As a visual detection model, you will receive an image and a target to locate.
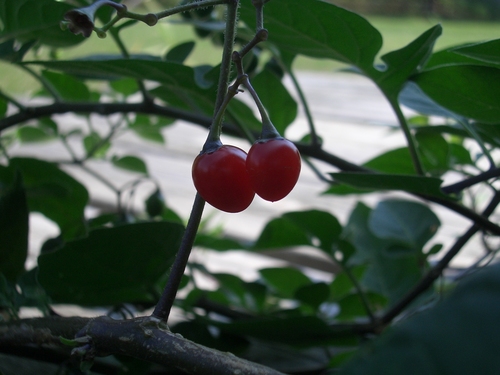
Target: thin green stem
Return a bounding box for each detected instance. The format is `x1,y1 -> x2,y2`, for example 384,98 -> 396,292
155,0 -> 229,20
109,28 -> 152,103
286,66 -> 320,146
19,65 -> 62,102
388,95 -> 424,175
0,90 -> 26,111
336,260 -> 375,323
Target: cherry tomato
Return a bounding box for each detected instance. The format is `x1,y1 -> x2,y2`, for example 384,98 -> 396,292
192,145 -> 255,213
246,138 -> 301,202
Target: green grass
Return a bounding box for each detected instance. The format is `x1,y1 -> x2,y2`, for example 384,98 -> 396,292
1,15 -> 499,95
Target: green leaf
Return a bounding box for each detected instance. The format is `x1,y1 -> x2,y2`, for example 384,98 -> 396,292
365,147 -> 417,174
259,267 -> 311,299
374,25 -> 442,96
251,68 -> 297,134
111,155 -> 148,175
415,131 -> 450,176
110,78 -> 139,96
295,282 -> 330,310
399,82 -> 461,119
0,0 -> 84,47
412,65 -> 500,123
83,132 -> 111,158
38,222 -> 184,306
369,199 -> 440,251
25,58 -> 214,91
0,172 -> 28,282
328,172 -> 448,199
17,126 -> 55,143
240,0 -> 381,71
4,158 -> 88,240
41,70 -> 90,101
0,97 -> 6,117
330,266 -> 366,301
452,39 -> 500,65
165,41 -> 195,64
128,115 -> 168,144
339,263 -> 500,375
253,210 -> 342,253
335,292 -> 385,321
344,202 -> 426,305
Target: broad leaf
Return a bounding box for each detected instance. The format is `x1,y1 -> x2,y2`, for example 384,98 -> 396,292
452,39 -> 500,65
41,70 -> 90,101
38,221 -> 184,306
0,0 -> 83,47
339,263 -> 500,374
328,172 -> 448,199
0,172 -> 28,282
374,25 -> 442,96
260,267 -> 311,299
111,155 -> 148,174
344,202 -> 426,305
4,158 -> 88,240
412,65 -> 500,123
24,58 -> 213,91
166,41 -> 196,64
83,132 -> 110,158
240,0 -> 382,72
369,199 -> 440,251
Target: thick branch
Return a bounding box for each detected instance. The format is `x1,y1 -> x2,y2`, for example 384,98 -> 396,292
0,316 -> 286,375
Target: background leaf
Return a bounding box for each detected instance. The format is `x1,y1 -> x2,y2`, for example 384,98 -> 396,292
0,172 -> 28,282
38,221 -> 184,306
339,263 -> 500,374
0,0 -> 83,47
412,65 -> 500,123
240,0 -> 382,71
111,155 -> 148,174
5,158 -> 88,240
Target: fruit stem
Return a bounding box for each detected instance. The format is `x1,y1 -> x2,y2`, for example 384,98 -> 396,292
241,75 -> 281,140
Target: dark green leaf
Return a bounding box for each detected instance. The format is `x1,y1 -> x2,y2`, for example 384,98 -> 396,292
339,263 -> 500,375
0,97 -> 6,117
194,233 -> 244,251
145,188 -> 164,217
449,143 -> 473,166
214,315 -> 357,347
240,0 -> 382,71
328,172 -> 448,199
365,147 -> 417,174
0,38 -> 36,62
251,68 -> 297,134
344,202 -> 426,305
0,0 -> 84,47
369,199 -> 440,251
41,70 -> 90,101
413,65 -> 500,123
330,266 -> 366,301
165,41 -> 195,64
225,98 -> 262,134
6,158 -> 88,240
283,210 -> 342,253
25,58 -> 214,91
259,267 -> 311,299
128,115 -> 168,144
375,25 -> 442,96
0,172 -> 28,281
111,155 -> 148,174
452,39 -> 500,65
253,217 -> 310,250
38,221 -> 184,305
295,282 -> 330,310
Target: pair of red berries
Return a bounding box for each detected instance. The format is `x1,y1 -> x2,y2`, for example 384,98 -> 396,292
192,138 -> 301,213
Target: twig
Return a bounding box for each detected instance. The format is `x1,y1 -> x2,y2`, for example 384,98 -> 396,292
441,167 -> 500,194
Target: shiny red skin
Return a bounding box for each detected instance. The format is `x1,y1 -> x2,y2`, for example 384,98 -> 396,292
246,138 -> 301,202
192,145 -> 255,213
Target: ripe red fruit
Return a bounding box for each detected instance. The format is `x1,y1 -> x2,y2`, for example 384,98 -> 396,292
246,138 -> 301,202
192,145 -> 255,213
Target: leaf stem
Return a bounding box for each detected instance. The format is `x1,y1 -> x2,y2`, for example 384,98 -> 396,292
387,96 -> 425,175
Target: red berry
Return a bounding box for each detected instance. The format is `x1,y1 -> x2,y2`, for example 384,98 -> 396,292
246,138 -> 301,202
192,145 -> 255,213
